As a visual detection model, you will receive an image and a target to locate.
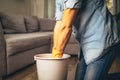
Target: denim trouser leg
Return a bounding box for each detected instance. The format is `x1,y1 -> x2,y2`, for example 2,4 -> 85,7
75,46 -> 115,80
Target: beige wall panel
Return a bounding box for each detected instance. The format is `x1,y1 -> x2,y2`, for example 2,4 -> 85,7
0,0 -> 55,18
0,0 -> 31,16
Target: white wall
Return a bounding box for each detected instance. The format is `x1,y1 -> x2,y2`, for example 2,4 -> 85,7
47,0 -> 55,18
30,0 -> 47,18
31,0 -> 55,18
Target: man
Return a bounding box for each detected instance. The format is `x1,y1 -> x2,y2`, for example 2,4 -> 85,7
52,0 -> 120,80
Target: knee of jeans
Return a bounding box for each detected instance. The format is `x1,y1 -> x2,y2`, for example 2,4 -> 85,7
84,66 -> 101,80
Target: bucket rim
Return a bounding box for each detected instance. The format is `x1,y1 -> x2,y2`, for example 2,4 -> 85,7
34,53 -> 71,60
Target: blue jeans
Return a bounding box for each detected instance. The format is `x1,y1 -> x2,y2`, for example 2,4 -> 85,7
75,46 -> 116,80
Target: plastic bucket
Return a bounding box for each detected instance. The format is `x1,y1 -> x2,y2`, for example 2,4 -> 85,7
34,53 -> 71,80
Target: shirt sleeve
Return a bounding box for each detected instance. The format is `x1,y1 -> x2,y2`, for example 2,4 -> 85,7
55,0 -> 64,20
64,0 -> 82,9
55,0 -> 82,20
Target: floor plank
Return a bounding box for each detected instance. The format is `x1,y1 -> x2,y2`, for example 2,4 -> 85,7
5,56 -> 78,80
5,55 -> 120,80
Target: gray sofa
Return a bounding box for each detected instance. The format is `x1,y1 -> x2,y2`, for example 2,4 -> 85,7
0,12 -> 79,79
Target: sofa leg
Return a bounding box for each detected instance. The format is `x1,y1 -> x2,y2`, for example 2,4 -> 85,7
0,77 -> 2,80
0,77 -> 5,80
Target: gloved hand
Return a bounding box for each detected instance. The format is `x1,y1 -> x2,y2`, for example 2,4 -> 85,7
52,48 -> 63,58
52,21 -> 63,58
52,8 -> 78,58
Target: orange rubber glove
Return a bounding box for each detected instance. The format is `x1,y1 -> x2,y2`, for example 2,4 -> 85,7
52,48 -> 63,58
52,8 -> 78,58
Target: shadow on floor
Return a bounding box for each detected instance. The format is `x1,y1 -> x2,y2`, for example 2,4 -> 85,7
106,72 -> 120,80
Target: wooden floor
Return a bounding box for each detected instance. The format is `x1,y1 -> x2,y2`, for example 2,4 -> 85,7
5,56 -> 78,80
5,55 -> 120,80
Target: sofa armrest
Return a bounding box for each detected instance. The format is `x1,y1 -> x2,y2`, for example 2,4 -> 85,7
39,18 -> 56,32
0,21 -> 6,77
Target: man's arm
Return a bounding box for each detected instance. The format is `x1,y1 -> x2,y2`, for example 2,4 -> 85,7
52,8 -> 78,58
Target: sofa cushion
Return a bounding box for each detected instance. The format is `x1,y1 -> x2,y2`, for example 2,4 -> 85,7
5,32 -> 53,56
39,18 -> 55,31
0,12 -> 26,34
24,16 -> 39,32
